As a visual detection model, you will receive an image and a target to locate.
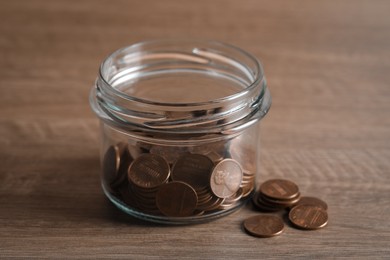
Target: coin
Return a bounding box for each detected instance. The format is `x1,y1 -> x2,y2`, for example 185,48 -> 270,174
197,196 -> 224,212
260,179 -> 300,201
218,188 -> 244,210
103,144 -> 122,183
150,145 -> 189,165
243,215 -> 284,238
103,143 -> 131,188
128,154 -> 170,189
128,143 -> 148,160
259,192 -> 301,207
289,204 -> 328,230
156,181 -> 198,217
229,145 -> 256,174
172,154 -> 214,190
210,159 -> 243,198
252,192 -> 286,212
240,172 -> 255,197
293,196 -> 328,211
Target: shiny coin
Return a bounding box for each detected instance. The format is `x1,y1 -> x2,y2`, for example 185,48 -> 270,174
172,154 -> 214,190
243,215 -> 284,238
293,196 -> 328,211
210,159 -> 243,198
128,154 -> 170,189
260,179 -> 300,201
289,204 -> 328,230
156,181 -> 198,217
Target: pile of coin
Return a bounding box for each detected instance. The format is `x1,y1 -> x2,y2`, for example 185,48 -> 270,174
243,179 -> 328,238
253,179 -> 301,211
103,141 -> 256,218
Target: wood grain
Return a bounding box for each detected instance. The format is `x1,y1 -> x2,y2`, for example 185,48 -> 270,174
1,0 -> 389,258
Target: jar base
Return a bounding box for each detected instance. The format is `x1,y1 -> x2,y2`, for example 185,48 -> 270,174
102,182 -> 251,225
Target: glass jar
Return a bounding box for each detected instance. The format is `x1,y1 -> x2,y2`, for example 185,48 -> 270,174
89,40 -> 271,224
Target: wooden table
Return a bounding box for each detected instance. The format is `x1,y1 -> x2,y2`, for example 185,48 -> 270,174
1,0 -> 389,258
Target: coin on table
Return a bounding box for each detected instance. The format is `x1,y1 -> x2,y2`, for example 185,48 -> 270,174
259,192 -> 301,207
172,154 -> 214,191
243,215 -> 284,238
259,179 -> 300,201
210,159 -> 243,198
156,181 -> 198,217
289,204 -> 328,230
292,196 -> 328,211
252,192 -> 286,212
128,154 -> 170,189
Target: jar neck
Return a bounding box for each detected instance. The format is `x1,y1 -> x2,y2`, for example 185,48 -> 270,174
89,40 -> 271,138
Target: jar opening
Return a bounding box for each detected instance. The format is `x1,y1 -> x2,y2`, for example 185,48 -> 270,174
90,40 -> 271,135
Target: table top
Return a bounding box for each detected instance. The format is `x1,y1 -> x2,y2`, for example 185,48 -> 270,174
1,0 -> 389,258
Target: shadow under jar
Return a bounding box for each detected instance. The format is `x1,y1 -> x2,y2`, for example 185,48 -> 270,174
89,39 -> 271,224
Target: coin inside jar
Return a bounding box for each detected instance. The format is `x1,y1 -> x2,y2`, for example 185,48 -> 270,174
103,143 -> 131,188
210,159 -> 243,198
156,181 -> 198,217
128,154 -> 170,189
243,215 -> 284,238
171,154 -> 214,191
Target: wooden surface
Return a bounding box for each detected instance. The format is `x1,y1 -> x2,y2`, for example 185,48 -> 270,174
1,0 -> 389,259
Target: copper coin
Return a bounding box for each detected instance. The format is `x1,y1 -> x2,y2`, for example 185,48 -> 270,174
293,196 -> 328,210
128,154 -> 170,189
260,179 -> 300,201
103,143 -> 131,188
289,204 -> 328,230
223,187 -> 243,203
197,194 -> 224,211
259,193 -> 301,207
172,154 -> 214,190
150,145 -> 189,165
156,181 -> 198,217
229,145 -> 256,174
128,144 -> 148,160
252,193 -> 285,212
210,159 -> 243,198
103,144 -> 122,183
243,215 -> 284,238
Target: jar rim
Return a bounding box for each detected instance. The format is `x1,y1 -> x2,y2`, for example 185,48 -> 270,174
97,39 -> 264,107
91,39 -> 271,135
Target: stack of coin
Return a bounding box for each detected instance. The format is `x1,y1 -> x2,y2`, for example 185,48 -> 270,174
102,141 -> 255,218
252,179 -> 301,211
128,153 -> 170,214
245,178 -> 329,238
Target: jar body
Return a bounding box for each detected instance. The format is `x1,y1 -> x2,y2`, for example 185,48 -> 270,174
99,120 -> 260,224
90,40 -> 271,224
